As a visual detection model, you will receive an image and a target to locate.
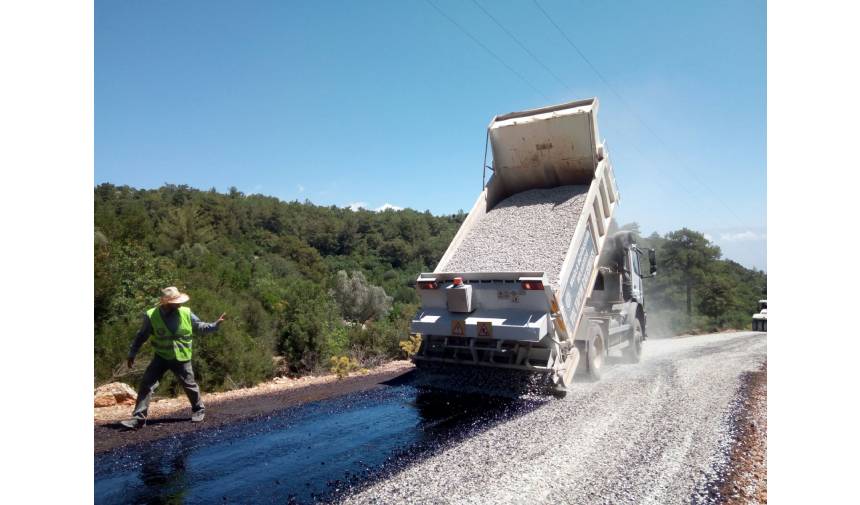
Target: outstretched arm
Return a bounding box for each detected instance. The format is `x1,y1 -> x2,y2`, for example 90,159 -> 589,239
191,312 -> 226,334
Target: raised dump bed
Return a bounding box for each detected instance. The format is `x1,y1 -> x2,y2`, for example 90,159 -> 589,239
439,185 -> 589,291
411,98 -> 653,393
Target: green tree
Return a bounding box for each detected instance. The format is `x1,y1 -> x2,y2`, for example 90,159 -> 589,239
158,203 -> 215,252
697,274 -> 737,327
277,279 -> 341,371
660,228 -> 721,317
331,270 -> 393,323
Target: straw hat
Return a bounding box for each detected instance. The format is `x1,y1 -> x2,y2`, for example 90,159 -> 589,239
159,286 -> 190,305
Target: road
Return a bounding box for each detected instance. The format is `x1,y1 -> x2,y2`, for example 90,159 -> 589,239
94,331 -> 766,504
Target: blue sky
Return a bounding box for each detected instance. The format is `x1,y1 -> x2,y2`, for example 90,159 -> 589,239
95,0 -> 766,270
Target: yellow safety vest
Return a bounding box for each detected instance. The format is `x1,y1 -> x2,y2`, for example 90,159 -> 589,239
147,306 -> 194,361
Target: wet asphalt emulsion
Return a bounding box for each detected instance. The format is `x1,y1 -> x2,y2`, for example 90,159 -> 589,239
94,379 -> 546,505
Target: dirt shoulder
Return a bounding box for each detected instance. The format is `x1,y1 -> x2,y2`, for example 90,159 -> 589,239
720,362 -> 767,503
94,360 -> 414,454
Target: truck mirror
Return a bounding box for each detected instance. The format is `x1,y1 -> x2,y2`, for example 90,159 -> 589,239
648,249 -> 657,276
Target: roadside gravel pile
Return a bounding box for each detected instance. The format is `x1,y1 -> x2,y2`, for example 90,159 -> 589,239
720,364 -> 767,504
440,185 -> 589,288
342,332 -> 767,505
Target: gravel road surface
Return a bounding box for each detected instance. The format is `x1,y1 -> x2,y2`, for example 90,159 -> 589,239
344,331 -> 766,505
95,331 -> 765,504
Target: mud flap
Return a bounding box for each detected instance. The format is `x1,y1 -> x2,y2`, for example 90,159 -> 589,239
559,347 -> 580,389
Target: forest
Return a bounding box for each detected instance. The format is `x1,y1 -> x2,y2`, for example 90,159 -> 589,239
94,184 -> 766,392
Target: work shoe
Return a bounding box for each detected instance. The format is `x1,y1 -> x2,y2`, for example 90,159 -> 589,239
190,410 -> 205,423
119,418 -> 144,430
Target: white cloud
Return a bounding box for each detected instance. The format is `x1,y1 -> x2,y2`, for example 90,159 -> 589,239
719,231 -> 767,242
375,203 -> 403,212
704,233 -> 714,242
297,184 -> 305,193
345,202 -> 404,212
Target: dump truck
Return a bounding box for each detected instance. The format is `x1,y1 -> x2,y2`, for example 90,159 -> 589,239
410,98 -> 656,394
752,299 -> 767,331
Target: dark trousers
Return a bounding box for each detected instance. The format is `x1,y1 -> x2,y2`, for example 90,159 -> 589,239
131,355 -> 204,420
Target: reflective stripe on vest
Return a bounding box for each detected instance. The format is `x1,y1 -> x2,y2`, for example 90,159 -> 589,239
147,306 -> 193,361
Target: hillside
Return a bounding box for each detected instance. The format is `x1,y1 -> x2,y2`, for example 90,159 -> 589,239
95,184 -> 463,392
95,184 -> 765,392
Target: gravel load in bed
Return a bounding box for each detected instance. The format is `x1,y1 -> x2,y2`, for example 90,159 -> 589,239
440,185 -> 589,288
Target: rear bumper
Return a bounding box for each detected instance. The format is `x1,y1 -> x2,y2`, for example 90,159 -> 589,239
410,308 -> 550,342
414,335 -> 556,372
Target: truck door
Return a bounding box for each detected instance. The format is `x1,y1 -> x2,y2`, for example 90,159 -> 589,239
630,249 -> 643,302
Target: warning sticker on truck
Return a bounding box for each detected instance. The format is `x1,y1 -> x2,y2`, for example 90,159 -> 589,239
451,320 -> 466,337
562,227 -> 597,325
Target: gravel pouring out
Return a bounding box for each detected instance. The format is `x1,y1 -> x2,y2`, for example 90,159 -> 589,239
440,185 -> 589,288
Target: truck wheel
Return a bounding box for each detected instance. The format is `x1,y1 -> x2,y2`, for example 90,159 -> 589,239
584,324 -> 605,381
624,318 -> 643,363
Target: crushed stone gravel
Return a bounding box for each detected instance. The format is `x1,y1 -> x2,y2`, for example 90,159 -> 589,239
440,185 -> 589,288
341,332 -> 767,505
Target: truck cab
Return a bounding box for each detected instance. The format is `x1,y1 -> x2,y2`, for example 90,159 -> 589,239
585,231 -> 657,364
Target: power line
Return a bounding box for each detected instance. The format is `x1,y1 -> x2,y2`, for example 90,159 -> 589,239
465,0 -> 723,226
422,0 -> 551,102
469,0 -> 572,93
532,0 -> 747,226
422,0 -> 734,230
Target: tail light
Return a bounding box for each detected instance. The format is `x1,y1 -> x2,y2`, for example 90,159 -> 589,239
418,281 -> 439,289
521,280 -> 544,290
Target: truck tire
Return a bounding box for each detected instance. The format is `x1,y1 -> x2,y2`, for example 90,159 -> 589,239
584,323 -> 605,381
624,318 -> 643,363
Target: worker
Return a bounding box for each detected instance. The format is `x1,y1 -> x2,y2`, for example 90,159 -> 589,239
120,286 -> 226,430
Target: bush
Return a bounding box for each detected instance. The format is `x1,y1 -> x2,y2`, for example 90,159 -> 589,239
399,334 -> 422,358
277,279 -> 341,372
331,270 -> 392,323
93,316 -> 143,386
329,355 -> 361,379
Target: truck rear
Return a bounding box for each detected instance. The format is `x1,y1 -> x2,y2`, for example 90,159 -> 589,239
410,98 -> 656,394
